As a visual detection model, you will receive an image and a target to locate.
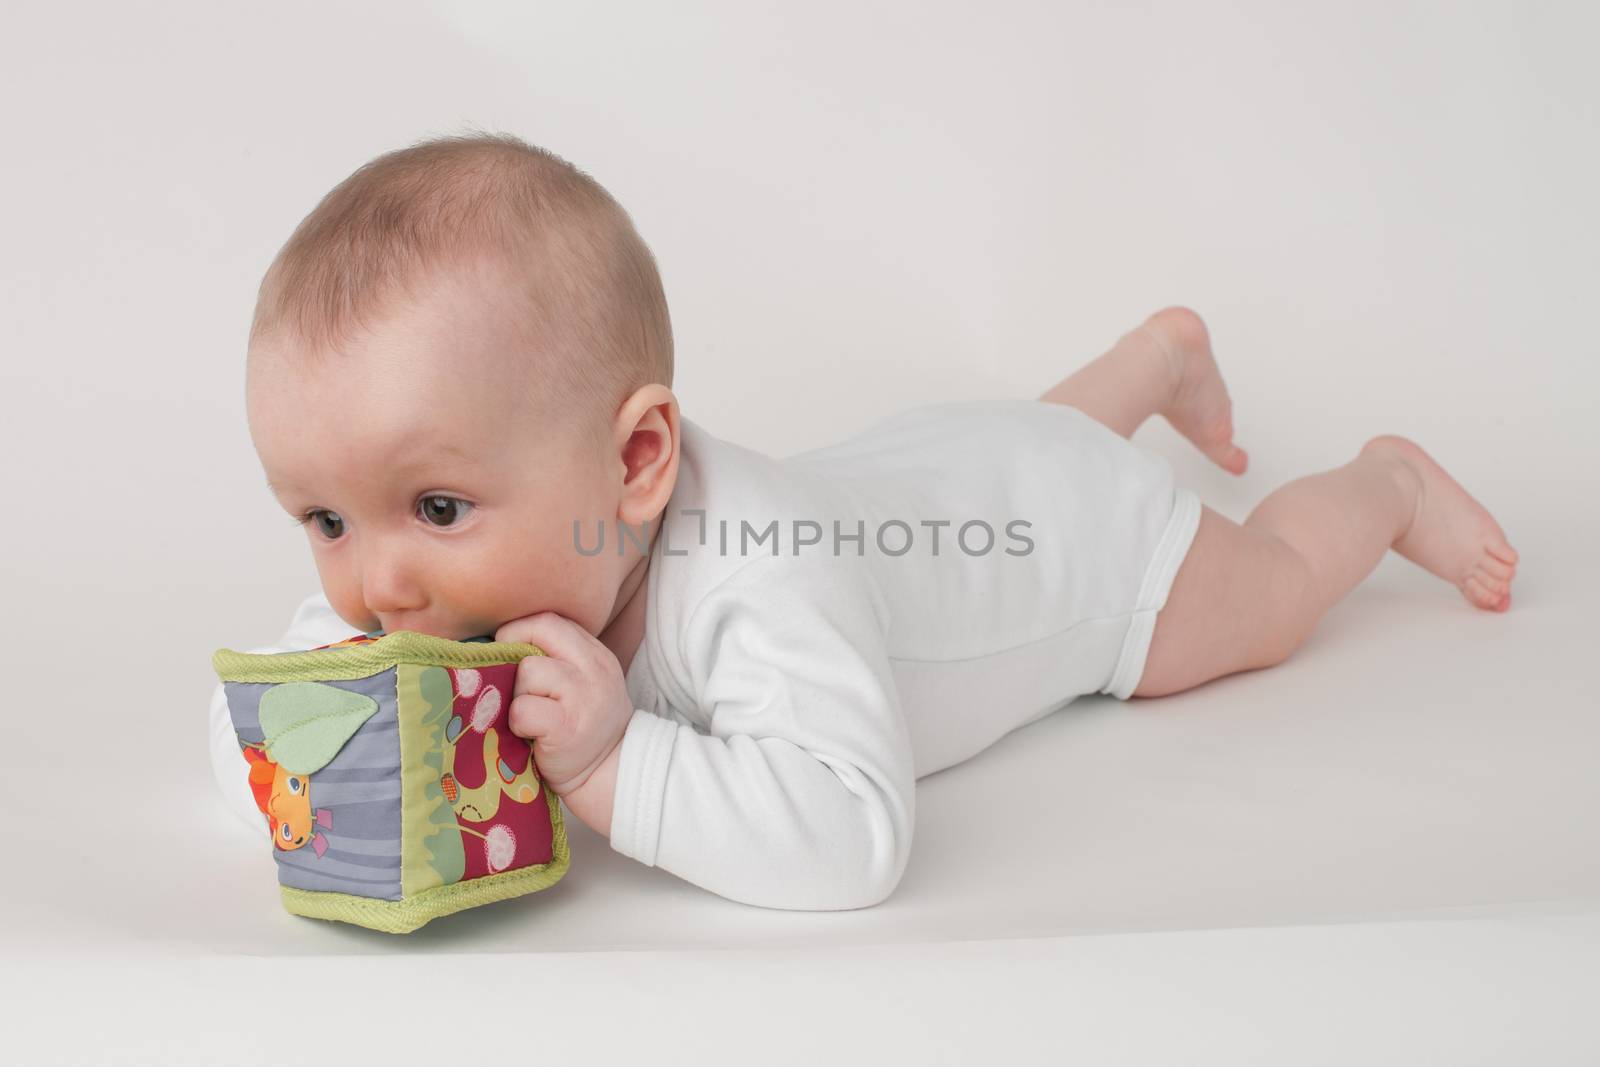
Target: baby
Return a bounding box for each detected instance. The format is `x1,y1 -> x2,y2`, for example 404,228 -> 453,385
209,132 -> 1519,911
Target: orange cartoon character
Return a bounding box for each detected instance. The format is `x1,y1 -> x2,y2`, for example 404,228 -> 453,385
237,679 -> 384,859
243,742 -> 333,856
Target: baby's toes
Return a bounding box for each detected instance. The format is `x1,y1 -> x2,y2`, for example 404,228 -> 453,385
1468,562 -> 1511,595
1487,539 -> 1519,566
1477,554 -> 1516,583
1462,573 -> 1507,609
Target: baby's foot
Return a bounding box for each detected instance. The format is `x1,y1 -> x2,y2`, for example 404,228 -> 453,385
1138,307 -> 1249,475
1360,435 -> 1520,612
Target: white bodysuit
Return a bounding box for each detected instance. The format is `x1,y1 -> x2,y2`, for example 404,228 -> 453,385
208,398 -> 1202,911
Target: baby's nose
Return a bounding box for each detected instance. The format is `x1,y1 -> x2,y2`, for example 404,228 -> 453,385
360,559 -> 426,617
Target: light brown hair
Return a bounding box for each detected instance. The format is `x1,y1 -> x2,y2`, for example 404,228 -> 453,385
249,131 -> 673,424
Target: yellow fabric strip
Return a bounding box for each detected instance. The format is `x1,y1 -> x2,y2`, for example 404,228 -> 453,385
214,631 -> 545,683
397,662 -> 461,897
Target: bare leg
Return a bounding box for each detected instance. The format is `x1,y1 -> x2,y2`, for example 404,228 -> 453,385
1246,447 -> 1417,621
1133,440 -> 1520,698
1040,307 -> 1520,699
1040,306 -> 1249,475
1038,314 -> 1177,438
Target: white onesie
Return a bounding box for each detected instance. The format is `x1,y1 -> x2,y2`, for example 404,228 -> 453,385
208,398 -> 1201,911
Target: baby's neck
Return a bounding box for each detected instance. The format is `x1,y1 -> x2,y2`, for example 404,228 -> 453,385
599,554 -> 650,675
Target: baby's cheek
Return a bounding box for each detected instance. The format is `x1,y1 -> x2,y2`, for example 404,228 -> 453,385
432,560 -> 525,633
336,602 -> 381,634
473,559 -> 555,625
450,524 -> 592,628
317,573 -> 376,633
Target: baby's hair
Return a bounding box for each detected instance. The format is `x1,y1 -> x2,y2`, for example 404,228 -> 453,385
249,130 -> 673,427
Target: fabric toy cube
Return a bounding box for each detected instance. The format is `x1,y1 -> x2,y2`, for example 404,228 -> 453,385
212,630 -> 570,933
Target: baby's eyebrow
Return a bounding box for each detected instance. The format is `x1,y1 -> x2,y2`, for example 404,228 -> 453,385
263,441 -> 478,490
265,477 -> 334,504
385,441 -> 484,475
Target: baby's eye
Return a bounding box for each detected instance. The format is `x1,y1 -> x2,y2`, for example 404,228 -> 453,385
306,510 -> 345,540
419,496 -> 473,528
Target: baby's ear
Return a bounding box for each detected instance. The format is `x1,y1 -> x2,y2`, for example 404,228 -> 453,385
614,386 -> 679,519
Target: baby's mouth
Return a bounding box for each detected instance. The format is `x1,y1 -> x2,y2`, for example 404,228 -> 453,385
381,619 -> 492,642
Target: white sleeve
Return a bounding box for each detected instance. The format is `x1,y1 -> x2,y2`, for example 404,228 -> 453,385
607,554 -> 917,911
208,591 -> 357,840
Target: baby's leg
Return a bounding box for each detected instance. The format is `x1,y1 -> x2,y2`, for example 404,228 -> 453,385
1039,306 -> 1248,475
1132,439 -> 1520,698
1042,306 -> 1520,697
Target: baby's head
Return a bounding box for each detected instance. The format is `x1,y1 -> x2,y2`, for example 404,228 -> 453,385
246,133 -> 679,642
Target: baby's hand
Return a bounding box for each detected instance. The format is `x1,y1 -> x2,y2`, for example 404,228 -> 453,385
494,612 -> 633,797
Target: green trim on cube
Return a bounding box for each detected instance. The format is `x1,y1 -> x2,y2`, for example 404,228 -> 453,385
214,630 -> 545,682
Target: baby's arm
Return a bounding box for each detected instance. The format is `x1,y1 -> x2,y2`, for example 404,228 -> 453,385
605,553 -> 918,911
206,592 -> 356,836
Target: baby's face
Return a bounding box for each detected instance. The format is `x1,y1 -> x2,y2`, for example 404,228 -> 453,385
247,261 -> 631,642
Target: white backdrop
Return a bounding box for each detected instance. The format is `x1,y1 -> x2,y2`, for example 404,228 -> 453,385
1,1 -> 1596,1062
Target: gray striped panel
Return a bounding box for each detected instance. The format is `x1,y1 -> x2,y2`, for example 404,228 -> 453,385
223,669 -> 404,901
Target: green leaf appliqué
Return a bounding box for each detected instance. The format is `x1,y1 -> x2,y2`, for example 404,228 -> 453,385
259,682 -> 381,775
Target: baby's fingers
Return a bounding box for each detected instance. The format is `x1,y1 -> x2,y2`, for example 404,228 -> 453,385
508,691 -> 566,742
514,652 -> 578,700
495,612 -> 592,663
